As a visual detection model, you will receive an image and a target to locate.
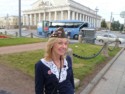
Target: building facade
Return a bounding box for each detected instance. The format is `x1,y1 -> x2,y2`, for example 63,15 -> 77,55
0,16 -> 19,29
23,0 -> 101,28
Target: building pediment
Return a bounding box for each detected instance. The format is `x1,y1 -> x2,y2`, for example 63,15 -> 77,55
32,0 -> 70,9
38,1 -> 52,7
32,0 -> 53,9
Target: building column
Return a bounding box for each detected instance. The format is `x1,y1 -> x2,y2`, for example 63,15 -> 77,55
90,17 -> 92,23
79,13 -> 82,21
68,10 -> 70,20
94,18 -> 96,27
61,11 -> 64,20
26,15 -> 29,26
84,15 -> 85,21
88,16 -> 90,23
54,11 -> 57,20
86,16 -> 88,22
76,12 -> 78,20
92,18 -> 94,27
39,13 -> 41,22
23,14 -> 25,26
44,12 -> 46,20
34,14 -> 37,25
91,17 -> 93,24
27,14 -> 30,29
49,12 -> 51,21
72,11 -> 75,20
30,14 -> 32,26
89,17 -> 91,24
82,14 -> 84,21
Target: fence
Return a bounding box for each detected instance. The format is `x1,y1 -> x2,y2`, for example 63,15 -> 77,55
0,30 -> 44,38
67,41 -> 120,60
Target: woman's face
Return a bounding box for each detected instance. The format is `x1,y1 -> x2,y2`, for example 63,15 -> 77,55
52,38 -> 69,56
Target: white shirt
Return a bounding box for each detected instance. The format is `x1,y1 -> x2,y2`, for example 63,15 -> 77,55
41,58 -> 68,83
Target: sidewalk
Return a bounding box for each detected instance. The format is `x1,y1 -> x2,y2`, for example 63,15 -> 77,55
0,42 -> 46,54
80,47 -> 125,94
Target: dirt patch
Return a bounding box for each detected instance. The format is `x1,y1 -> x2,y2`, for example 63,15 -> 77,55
0,64 -> 35,94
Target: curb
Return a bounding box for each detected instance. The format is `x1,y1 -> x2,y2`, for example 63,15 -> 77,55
80,47 -> 125,94
74,78 -> 80,88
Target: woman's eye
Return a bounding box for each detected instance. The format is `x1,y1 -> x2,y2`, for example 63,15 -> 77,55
65,43 -> 68,45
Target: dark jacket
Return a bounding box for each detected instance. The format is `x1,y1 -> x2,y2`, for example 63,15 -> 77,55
35,55 -> 75,94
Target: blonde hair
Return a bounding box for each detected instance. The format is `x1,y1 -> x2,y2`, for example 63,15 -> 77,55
44,37 -> 68,61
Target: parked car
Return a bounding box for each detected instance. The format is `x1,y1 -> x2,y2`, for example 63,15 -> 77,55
96,33 -> 125,44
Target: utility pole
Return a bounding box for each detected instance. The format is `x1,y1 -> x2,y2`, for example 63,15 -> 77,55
123,16 -> 125,33
19,0 -> 22,37
109,12 -> 113,32
28,15 -> 30,30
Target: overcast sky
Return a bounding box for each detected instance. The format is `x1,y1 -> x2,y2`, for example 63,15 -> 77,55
0,0 -> 125,23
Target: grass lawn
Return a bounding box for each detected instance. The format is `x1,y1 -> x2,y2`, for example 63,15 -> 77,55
0,37 -> 48,47
0,43 -> 120,81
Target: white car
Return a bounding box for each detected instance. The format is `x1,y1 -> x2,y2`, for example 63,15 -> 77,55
96,33 -> 125,44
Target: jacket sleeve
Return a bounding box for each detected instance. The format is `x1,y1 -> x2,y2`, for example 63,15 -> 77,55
35,61 -> 44,94
66,55 -> 75,89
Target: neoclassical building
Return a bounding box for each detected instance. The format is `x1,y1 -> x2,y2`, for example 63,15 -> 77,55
23,0 -> 101,28
0,16 -> 19,29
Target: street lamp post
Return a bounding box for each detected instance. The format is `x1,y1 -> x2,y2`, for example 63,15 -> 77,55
109,12 -> 113,31
28,15 -> 30,30
19,0 -> 22,37
95,7 -> 99,31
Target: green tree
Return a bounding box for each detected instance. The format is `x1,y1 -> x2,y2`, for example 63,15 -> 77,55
101,19 -> 107,28
111,21 -> 120,31
119,24 -> 124,31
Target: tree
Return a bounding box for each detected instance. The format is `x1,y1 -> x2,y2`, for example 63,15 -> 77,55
111,21 -> 120,31
119,24 -> 124,31
101,19 -> 107,28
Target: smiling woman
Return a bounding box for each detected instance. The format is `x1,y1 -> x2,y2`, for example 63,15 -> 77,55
35,27 -> 75,94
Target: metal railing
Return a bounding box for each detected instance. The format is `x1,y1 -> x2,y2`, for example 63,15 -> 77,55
73,41 -> 119,60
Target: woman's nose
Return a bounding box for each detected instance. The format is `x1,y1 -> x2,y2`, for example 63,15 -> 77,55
62,44 -> 67,48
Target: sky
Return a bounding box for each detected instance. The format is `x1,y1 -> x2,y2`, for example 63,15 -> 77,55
0,0 -> 125,23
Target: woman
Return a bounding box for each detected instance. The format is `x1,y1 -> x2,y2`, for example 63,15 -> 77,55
35,27 -> 75,94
